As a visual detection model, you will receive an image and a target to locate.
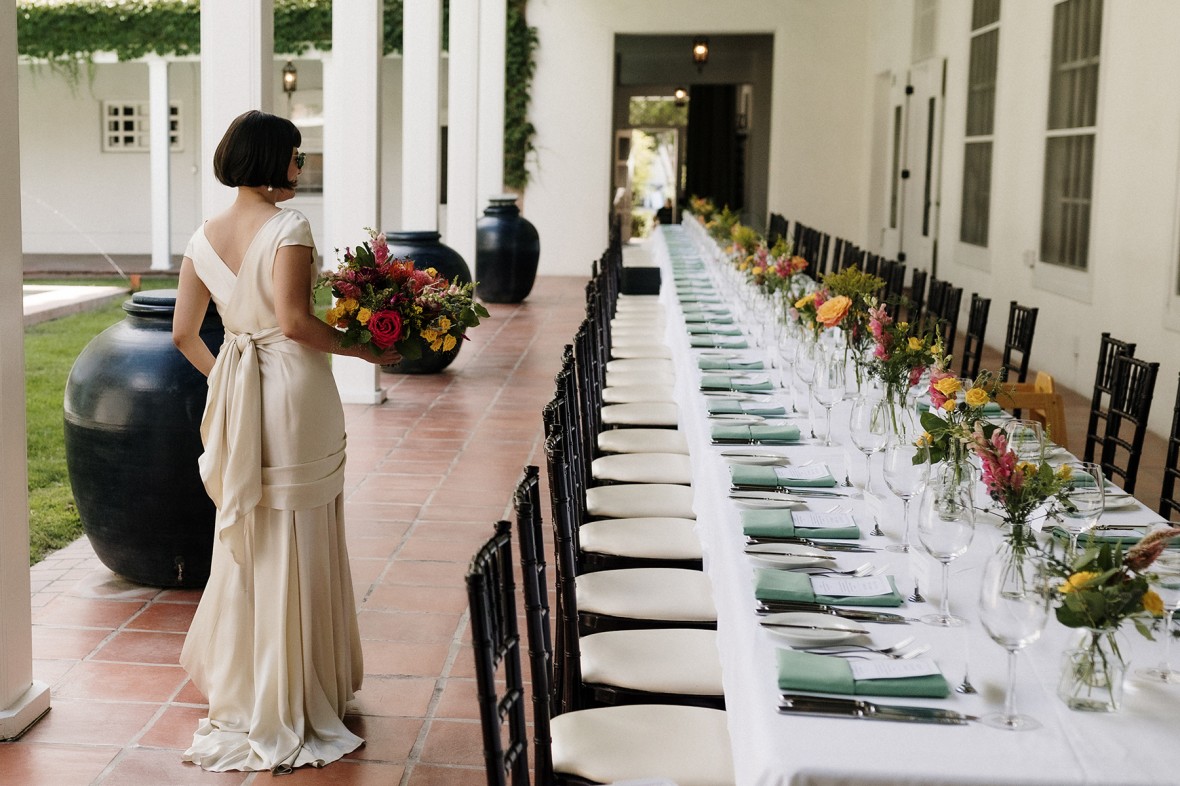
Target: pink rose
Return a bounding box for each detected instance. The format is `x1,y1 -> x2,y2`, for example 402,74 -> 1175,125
368,310 -> 404,349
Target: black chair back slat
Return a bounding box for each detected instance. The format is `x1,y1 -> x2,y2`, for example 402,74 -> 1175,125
938,285 -> 963,358
908,268 -> 928,324
958,293 -> 992,380
768,212 -> 789,248
1160,374 -> 1180,521
1085,332 -> 1137,464
1000,300 -> 1039,384
1100,354 -> 1160,495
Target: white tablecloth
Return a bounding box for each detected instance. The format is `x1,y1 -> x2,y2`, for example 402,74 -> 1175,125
648,223 -> 1178,786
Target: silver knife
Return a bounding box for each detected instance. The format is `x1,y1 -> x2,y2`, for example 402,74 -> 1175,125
757,602 -> 912,624
778,694 -> 976,724
744,548 -> 837,560
746,537 -> 879,552
760,621 -> 868,634
732,485 -> 848,498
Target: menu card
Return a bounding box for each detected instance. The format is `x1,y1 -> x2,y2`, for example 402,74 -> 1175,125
810,575 -> 893,598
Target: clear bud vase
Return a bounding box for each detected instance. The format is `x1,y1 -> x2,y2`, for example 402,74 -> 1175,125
1057,626 -> 1129,712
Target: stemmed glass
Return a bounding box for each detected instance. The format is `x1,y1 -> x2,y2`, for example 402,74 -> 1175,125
812,352 -> 846,447
1003,419 -> 1045,464
978,550 -> 1051,730
849,395 -> 890,494
1058,461 -> 1106,557
882,439 -> 930,553
1136,551 -> 1180,683
917,463 -> 977,627
794,339 -> 820,416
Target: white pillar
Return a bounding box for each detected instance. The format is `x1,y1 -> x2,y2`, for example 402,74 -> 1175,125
0,0 -> 51,741
477,0 -> 507,204
446,0 -> 480,267
199,0 -> 274,219
402,0 -> 442,231
326,0 -> 387,405
148,57 -> 173,271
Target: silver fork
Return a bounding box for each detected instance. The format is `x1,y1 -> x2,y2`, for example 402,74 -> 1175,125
796,562 -> 878,578
808,639 -> 929,660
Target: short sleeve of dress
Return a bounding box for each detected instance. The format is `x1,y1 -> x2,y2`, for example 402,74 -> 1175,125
184,228 -> 201,260
277,209 -> 316,253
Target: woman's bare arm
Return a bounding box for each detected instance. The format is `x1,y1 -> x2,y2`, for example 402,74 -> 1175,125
172,257 -> 218,377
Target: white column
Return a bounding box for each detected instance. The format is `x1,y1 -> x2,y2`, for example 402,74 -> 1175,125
199,0 -> 273,219
326,0 -> 386,404
402,0 -> 441,231
477,0 -> 506,204
446,0 -> 480,267
148,57 -> 173,271
0,0 -> 50,741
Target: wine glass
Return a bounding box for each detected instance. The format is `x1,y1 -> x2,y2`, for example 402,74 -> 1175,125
812,352 -> 846,447
882,439 -> 930,553
917,463 -> 977,626
1058,461 -> 1105,558
849,395 -> 890,494
1136,550 -> 1180,682
1003,419 -> 1045,464
794,339 -> 820,415
978,549 -> 1051,730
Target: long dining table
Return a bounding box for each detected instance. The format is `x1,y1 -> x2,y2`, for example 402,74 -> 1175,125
643,222 -> 1179,786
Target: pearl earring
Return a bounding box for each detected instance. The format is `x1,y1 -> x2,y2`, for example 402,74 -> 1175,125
267,186 -> 274,192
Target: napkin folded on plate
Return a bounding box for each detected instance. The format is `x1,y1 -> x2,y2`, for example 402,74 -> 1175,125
678,295 -> 723,305
776,650 -> 950,698
683,312 -> 733,324
698,357 -> 765,371
700,374 -> 773,392
731,464 -> 837,488
707,399 -> 784,416
686,323 -> 744,336
741,509 -> 861,539
754,570 -> 904,607
1048,527 -> 1146,546
916,398 -> 1003,416
690,336 -> 749,349
712,424 -> 801,443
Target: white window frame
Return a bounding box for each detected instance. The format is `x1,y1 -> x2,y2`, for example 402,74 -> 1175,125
102,100 -> 183,153
960,4 -> 1000,249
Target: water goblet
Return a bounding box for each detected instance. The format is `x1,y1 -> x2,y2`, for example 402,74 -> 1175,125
882,439 -> 930,553
917,463 -> 977,627
978,549 -> 1051,730
1003,419 -> 1045,465
1058,461 -> 1105,558
812,353 -> 846,447
794,339 -> 820,415
849,395 -> 890,494
1135,550 -> 1180,683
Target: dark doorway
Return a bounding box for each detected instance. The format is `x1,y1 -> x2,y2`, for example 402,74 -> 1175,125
686,84 -> 742,211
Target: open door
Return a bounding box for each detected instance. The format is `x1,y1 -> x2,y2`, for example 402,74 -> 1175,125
901,58 -> 946,276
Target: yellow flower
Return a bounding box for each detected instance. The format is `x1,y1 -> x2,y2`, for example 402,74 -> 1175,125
356,308 -> 372,325
941,399 -> 956,413
430,336 -> 445,352
339,298 -> 359,314
752,266 -> 764,276
437,316 -> 452,332
908,336 -> 925,351
934,376 -> 962,397
442,334 -> 457,352
425,267 -> 438,277
795,293 -> 817,310
421,329 -> 439,343
1143,590 -> 1165,616
1016,461 -> 1038,477
1059,571 -> 1101,594
915,432 -> 932,447
964,387 -> 990,408
1056,464 -> 1074,481
324,306 -> 342,324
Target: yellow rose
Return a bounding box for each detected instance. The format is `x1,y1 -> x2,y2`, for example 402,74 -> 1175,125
934,376 -> 962,397
430,336 -> 445,352
324,306 -> 342,324
1143,590 -> 1165,616
1016,461 -> 1038,477
795,292 -> 817,310
357,307 -> 372,325
437,316 -> 452,332
916,432 -> 932,447
964,387 -> 989,408
339,298 -> 359,314
908,336 -> 924,351
442,334 -> 458,352
941,399 -> 956,413
1059,571 -> 1101,594
752,266 -> 764,276
1056,464 -> 1074,481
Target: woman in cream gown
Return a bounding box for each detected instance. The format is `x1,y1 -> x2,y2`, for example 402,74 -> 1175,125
172,110 -> 399,774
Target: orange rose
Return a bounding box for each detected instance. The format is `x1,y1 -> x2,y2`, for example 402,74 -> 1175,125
815,295 -> 852,328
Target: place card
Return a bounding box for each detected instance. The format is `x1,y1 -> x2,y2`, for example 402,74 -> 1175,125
793,511 -> 856,530
810,575 -> 893,598
850,657 -> 941,682
773,465 -> 832,483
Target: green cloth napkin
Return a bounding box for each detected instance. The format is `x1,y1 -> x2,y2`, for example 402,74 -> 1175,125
776,650 -> 950,698
754,570 -> 904,606
700,374 -> 773,392
1063,473 -> 1098,487
698,357 -> 765,371
684,312 -> 734,324
712,424 -> 801,443
687,323 -> 744,336
731,464 -> 837,488
690,336 -> 749,349
1049,527 -> 1143,547
707,399 -> 784,416
916,398 -> 1003,416
741,509 -> 862,539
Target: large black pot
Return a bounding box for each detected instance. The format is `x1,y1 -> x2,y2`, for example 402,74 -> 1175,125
382,230 -> 471,374
475,195 -> 540,303
63,290 -> 221,587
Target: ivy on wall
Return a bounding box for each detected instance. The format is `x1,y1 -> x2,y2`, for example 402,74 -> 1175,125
15,0 -> 535,188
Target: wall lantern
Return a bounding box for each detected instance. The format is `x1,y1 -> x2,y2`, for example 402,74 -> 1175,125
282,61 -> 298,94
691,37 -> 709,72
673,87 -> 688,107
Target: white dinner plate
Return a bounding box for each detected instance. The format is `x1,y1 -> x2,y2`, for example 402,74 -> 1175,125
723,451 -> 790,466
1103,494 -> 1139,510
709,414 -> 765,426
746,544 -> 833,569
733,497 -> 804,510
759,611 -> 868,646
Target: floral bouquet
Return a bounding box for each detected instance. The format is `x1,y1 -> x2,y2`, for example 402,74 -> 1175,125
866,300 -> 940,395
917,365 -> 1007,465
317,228 -> 489,361
972,427 -> 1073,530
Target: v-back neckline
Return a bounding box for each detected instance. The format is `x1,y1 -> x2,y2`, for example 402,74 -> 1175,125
202,209 -> 284,278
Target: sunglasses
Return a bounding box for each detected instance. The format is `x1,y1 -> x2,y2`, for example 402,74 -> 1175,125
295,152 -> 306,169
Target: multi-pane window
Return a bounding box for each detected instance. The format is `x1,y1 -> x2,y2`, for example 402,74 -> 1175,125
102,101 -> 182,152
960,0 -> 999,247
1040,0 -> 1102,269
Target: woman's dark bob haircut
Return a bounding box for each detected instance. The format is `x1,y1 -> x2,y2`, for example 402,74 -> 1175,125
213,110 -> 302,190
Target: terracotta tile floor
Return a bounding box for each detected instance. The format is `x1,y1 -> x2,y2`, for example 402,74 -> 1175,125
6,267 -> 1172,785
4,275 -> 585,786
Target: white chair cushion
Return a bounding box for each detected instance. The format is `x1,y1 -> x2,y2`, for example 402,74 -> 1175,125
602,384 -> 677,404
615,295 -> 664,310
580,628 -> 723,696
610,344 -> 673,360
580,517 -> 702,560
612,317 -> 667,331
606,358 -> 675,374
601,402 -> 679,428
575,568 -> 715,622
585,483 -> 695,519
597,428 -> 688,455
606,369 -> 676,387
591,453 -> 693,484
550,704 -> 735,786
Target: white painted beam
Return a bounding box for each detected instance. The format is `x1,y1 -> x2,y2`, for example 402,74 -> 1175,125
402,0 -> 442,231
148,57 -> 173,271
478,0 -> 507,204
446,0 -> 480,266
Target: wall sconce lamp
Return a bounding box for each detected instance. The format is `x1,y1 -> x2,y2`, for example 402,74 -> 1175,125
673,87 -> 688,107
282,61 -> 298,94
692,37 -> 709,72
